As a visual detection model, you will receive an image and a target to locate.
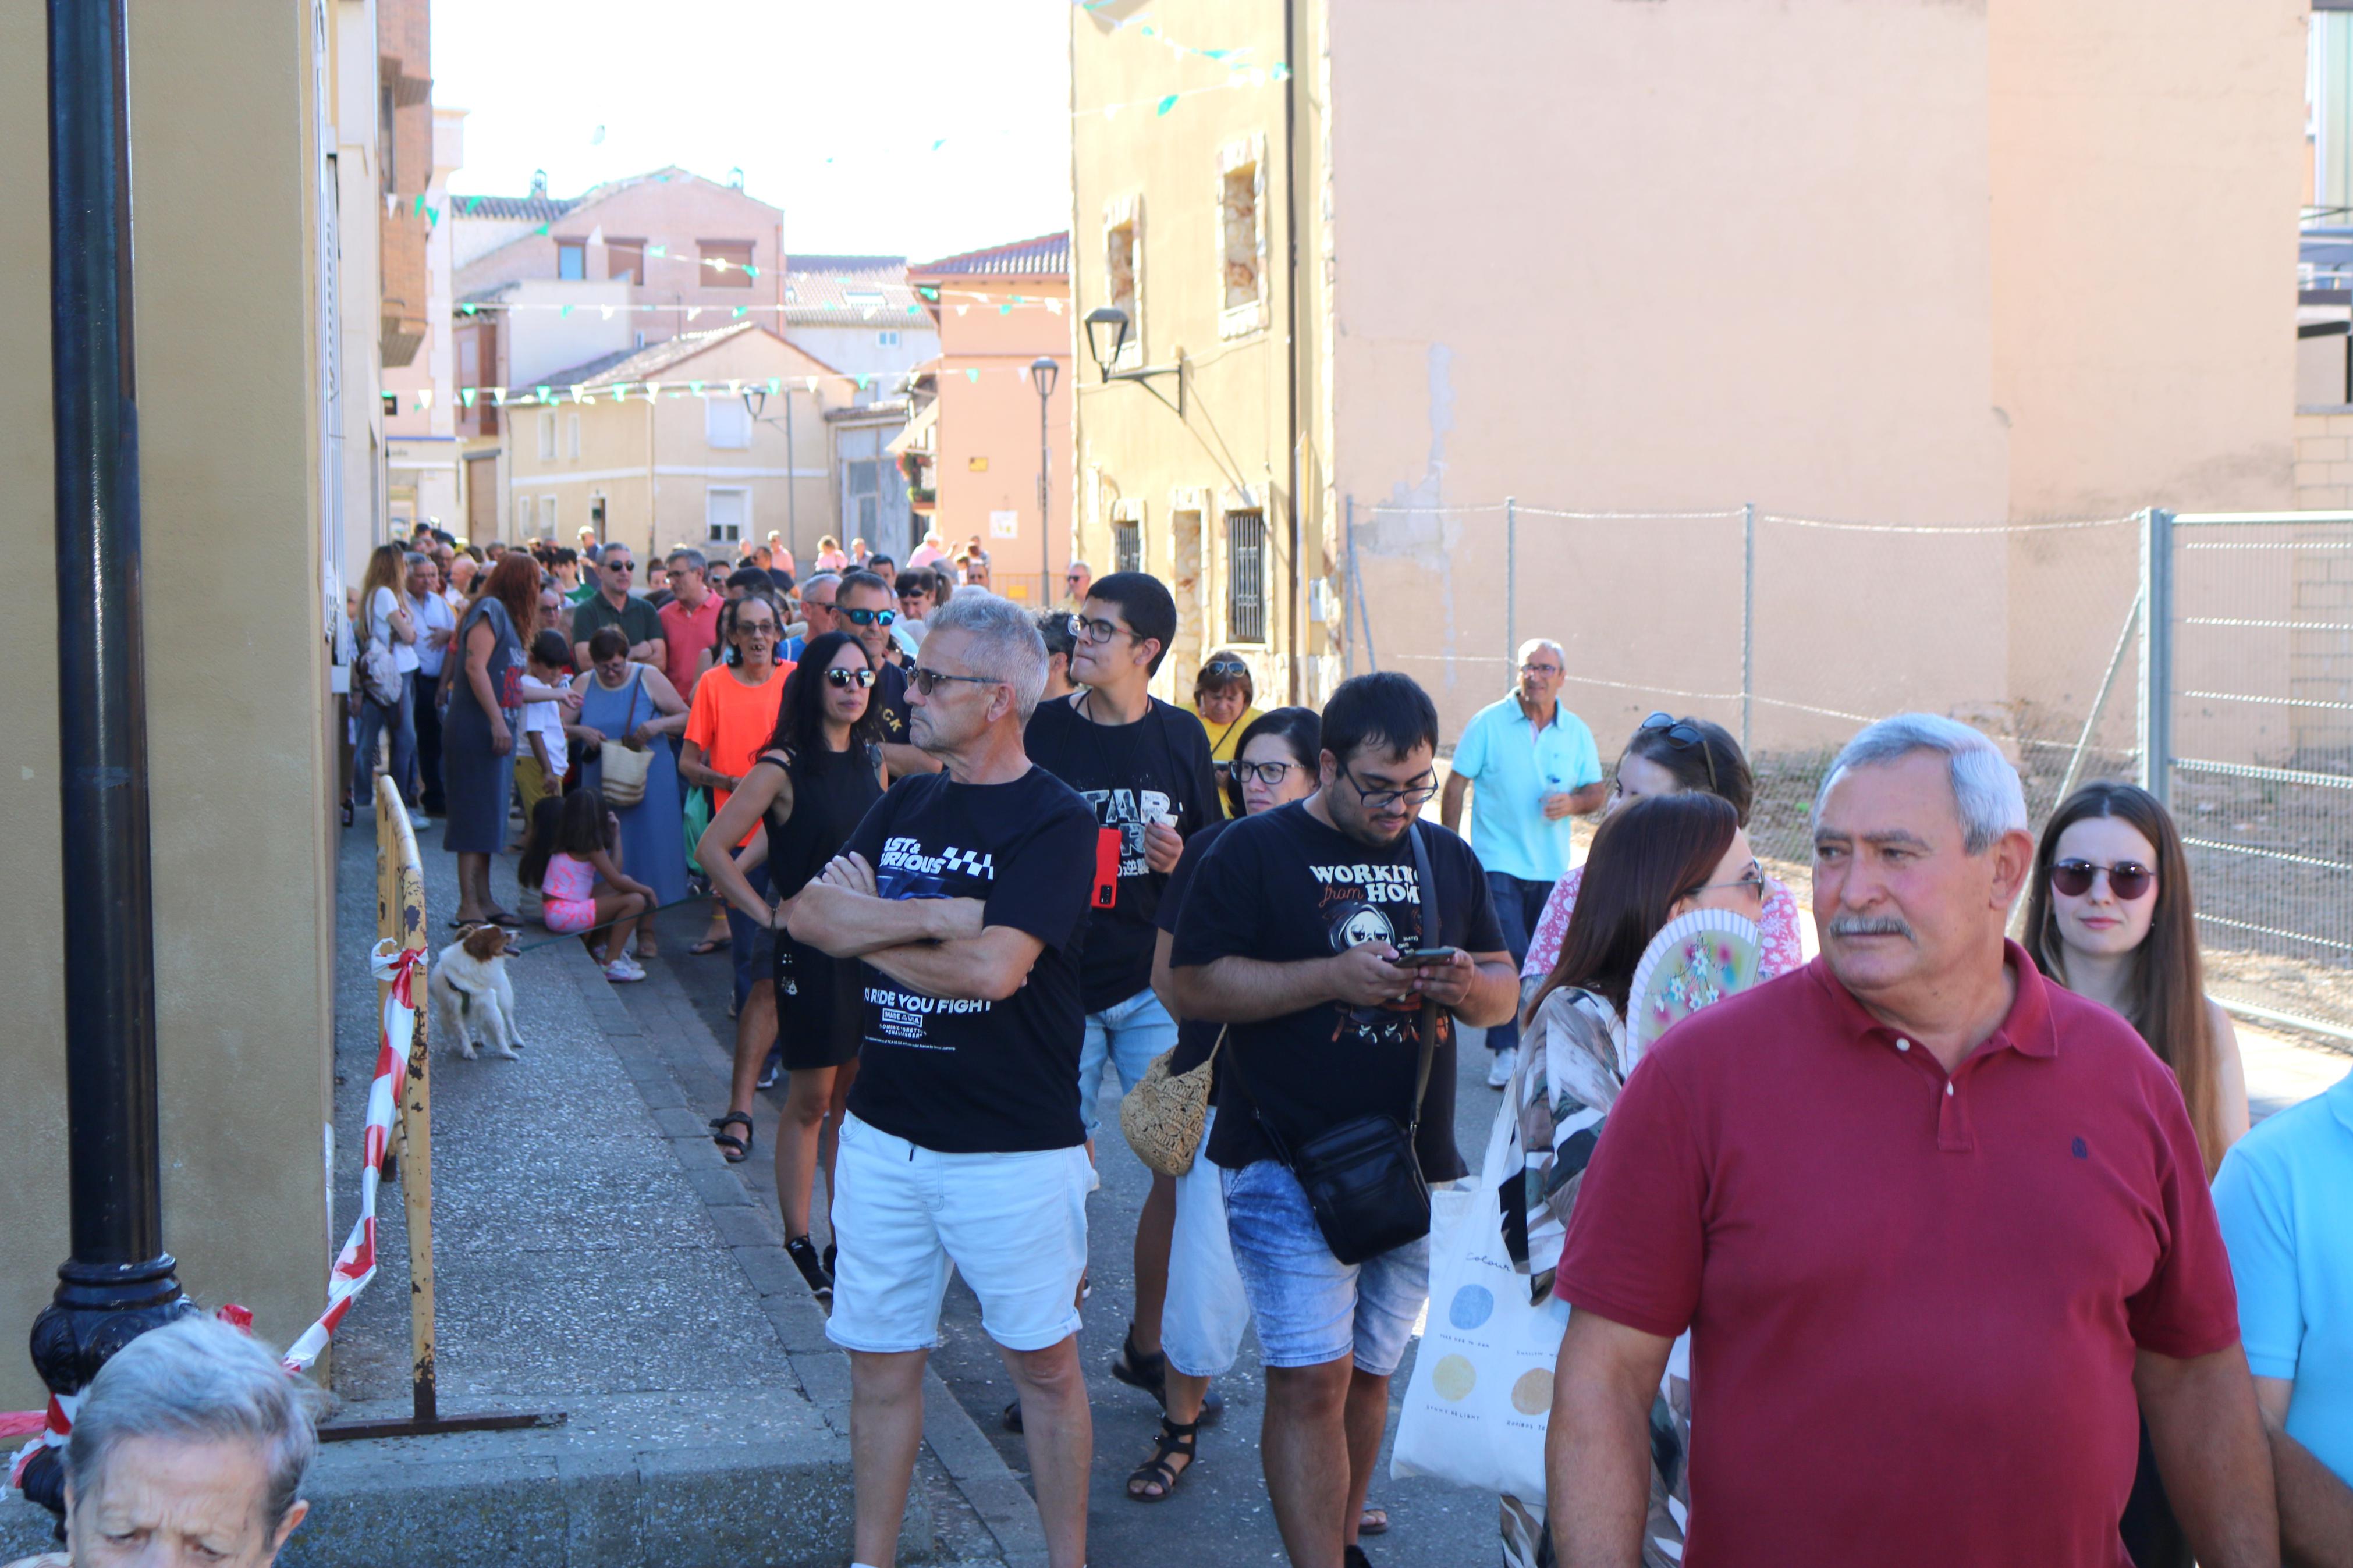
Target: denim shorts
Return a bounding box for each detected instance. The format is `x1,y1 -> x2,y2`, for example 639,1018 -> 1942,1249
1219,1157 -> 1430,1375
1077,986 -> 1179,1133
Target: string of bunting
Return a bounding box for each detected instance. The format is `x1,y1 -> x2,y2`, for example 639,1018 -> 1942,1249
415,362 -> 1050,416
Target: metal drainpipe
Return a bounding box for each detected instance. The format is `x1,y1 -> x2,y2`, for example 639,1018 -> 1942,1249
27,0 -> 198,1525
1282,0 -> 1303,702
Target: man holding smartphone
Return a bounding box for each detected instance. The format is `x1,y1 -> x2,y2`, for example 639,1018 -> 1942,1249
1170,672 -> 1516,1568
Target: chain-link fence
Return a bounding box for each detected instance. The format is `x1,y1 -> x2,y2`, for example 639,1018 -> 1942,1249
1344,497 -> 2352,1047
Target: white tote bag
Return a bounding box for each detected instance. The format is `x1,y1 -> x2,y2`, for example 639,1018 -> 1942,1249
1390,1093 -> 1570,1502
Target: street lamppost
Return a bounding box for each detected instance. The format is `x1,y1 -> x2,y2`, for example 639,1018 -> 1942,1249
741,384 -> 797,563
1030,357 -> 1057,601
27,0 -> 197,1521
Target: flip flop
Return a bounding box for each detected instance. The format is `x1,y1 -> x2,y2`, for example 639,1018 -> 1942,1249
482,907 -> 524,929
688,936 -> 730,955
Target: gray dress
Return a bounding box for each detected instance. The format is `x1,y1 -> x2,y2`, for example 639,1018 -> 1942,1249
442,598 -> 523,855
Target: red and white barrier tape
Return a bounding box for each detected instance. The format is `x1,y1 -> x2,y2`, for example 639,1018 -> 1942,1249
282,941 -> 423,1373
6,942 -> 424,1496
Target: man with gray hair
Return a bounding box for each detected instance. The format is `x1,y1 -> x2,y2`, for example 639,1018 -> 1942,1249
34,1317 -> 315,1568
787,591 -> 1101,1568
1545,713 -> 2277,1567
1440,635 -> 1606,1086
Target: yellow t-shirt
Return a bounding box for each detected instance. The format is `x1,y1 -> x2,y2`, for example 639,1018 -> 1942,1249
1182,701 -> 1265,817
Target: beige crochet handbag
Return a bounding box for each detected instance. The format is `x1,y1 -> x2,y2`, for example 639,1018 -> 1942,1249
1119,1029 -> 1225,1178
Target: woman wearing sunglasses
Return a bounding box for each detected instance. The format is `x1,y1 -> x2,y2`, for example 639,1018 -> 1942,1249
2022,781 -> 2248,1568
1182,650 -> 1264,818
699,631 -> 889,1302
1520,713 -> 1806,1008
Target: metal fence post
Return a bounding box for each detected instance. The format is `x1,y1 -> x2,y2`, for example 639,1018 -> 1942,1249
1505,495 -> 1517,680
1741,502 -> 1756,752
2137,506 -> 2175,808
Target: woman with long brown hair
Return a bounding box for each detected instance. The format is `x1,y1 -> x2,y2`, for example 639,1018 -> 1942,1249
443,552 -> 569,926
1503,791 -> 1763,1568
2024,780 -> 2248,1568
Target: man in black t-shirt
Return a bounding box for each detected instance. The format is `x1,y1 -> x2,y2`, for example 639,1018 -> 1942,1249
1170,673 -> 1516,1568
1025,571 -> 1223,1137
786,591 -> 1098,1568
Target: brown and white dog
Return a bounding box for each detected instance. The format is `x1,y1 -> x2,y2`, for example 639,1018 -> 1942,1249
428,923 -> 525,1060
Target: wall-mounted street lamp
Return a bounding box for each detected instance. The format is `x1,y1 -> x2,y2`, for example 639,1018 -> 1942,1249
1082,306 -> 1183,417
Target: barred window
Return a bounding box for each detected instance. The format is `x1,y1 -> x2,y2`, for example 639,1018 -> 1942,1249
1226,509 -> 1266,643
1113,515 -> 1144,575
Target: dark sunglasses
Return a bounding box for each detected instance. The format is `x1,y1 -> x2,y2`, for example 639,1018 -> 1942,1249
823,666 -> 877,690
842,606 -> 897,628
604,559 -> 636,574
2049,859 -> 2155,901
908,666 -> 1001,696
1636,710 -> 1720,792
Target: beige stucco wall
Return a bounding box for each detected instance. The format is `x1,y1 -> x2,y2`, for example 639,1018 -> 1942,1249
1069,1 -> 1300,706
0,0 -> 333,1408
918,272 -> 1073,606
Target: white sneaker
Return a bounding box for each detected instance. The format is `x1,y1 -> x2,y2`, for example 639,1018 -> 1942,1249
603,957 -> 646,984
1486,1046 -> 1518,1089
409,812 -> 433,830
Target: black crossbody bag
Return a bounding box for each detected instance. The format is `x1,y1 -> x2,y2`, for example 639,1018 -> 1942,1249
1229,822 -> 1443,1265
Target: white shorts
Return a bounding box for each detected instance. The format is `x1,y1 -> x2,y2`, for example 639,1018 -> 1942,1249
826,1112 -> 1093,1354
1162,1106 -> 1253,1378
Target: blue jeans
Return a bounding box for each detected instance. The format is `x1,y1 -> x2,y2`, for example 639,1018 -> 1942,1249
1219,1158 -> 1429,1375
1485,871 -> 1553,1057
352,680 -> 416,809
1076,987 -> 1179,1134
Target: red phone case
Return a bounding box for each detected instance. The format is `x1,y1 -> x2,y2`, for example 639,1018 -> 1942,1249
1093,826 -> 1121,908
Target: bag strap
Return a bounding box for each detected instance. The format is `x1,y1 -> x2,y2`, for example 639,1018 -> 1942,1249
1404,820 -> 1442,1137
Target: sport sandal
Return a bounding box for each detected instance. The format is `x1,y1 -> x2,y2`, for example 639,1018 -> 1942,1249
1126,1414 -> 1200,1502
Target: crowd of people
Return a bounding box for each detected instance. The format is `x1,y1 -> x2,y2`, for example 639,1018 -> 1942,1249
166,524 -> 2344,1568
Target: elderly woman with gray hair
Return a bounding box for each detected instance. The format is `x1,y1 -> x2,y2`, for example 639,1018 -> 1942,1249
6,1317 -> 316,1568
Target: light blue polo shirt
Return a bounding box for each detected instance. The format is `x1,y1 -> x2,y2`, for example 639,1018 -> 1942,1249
2212,1067 -> 2353,1486
1449,695 -> 1603,883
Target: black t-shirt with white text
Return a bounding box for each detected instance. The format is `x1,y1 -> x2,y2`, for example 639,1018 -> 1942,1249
1025,694 -> 1224,1011
871,661 -> 912,748
840,765 -> 1098,1153
1170,801 -> 1503,1181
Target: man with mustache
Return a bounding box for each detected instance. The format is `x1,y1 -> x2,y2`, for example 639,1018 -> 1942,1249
1545,713 -> 2277,1567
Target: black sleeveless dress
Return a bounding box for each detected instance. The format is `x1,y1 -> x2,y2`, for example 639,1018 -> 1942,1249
762,742 -> 885,1069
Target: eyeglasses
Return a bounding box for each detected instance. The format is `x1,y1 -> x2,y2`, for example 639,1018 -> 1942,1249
2049,859 -> 2155,901
824,666 -> 877,690
1520,661 -> 1562,676
1069,614 -> 1134,645
1231,759 -> 1303,787
1339,763 -> 1439,813
1637,711 -> 1720,792
842,606 -> 897,628
1685,864 -> 1768,904
908,666 -> 1002,696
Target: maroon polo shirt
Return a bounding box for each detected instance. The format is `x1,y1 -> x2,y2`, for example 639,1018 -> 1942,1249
1557,941 -> 2237,1568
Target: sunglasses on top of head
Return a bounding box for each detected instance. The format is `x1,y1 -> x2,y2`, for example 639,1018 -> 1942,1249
1637,710 -> 1720,791
824,666 -> 877,690
2048,859 -> 2155,901
842,606 -> 896,627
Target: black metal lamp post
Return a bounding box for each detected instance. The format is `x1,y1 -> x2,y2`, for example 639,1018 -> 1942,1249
24,0 -> 196,1521
1029,357 -> 1057,600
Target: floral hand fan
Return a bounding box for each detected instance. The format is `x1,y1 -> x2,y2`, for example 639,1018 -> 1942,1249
1624,907 -> 1762,1069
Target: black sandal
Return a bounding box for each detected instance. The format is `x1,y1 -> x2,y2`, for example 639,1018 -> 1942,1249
1109,1326 -> 1167,1406
708,1111 -> 753,1164
1126,1414 -> 1199,1502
